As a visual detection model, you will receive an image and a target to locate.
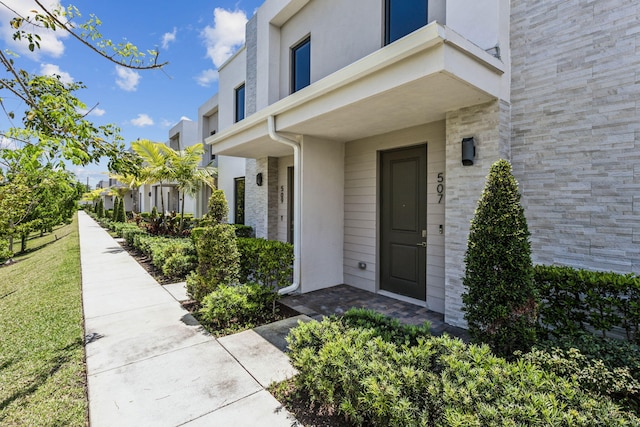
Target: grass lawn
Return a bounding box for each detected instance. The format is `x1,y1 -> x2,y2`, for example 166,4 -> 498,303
0,216 -> 87,426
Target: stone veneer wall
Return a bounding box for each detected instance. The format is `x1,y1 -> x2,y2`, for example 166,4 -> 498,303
245,15 -> 258,116
510,0 -> 640,273
444,100 -> 511,327
244,157 -> 279,239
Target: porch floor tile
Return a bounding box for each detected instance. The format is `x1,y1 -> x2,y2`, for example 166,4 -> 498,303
280,284 -> 468,341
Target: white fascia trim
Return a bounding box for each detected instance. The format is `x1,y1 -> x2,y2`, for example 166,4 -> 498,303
205,22 -> 504,148
217,45 -> 247,73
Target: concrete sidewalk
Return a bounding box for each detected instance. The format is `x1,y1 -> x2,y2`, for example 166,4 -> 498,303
78,211 -> 304,426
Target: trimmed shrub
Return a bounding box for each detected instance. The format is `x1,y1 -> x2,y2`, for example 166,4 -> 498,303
232,224 -> 254,238
534,264 -> 640,342
198,283 -> 278,334
202,189 -> 228,225
462,159 -> 537,357
187,224 -> 240,302
342,308 -> 431,346
130,233 -> 196,280
287,316 -> 640,426
522,346 -> 640,414
237,237 -> 293,289
0,238 -> 13,263
96,198 -> 104,218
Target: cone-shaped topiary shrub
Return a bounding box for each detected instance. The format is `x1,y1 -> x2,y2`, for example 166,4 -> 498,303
462,159 -> 537,358
118,197 -> 127,222
203,189 -> 228,225
96,198 -> 104,218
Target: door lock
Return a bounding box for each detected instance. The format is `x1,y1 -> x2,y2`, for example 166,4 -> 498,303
416,241 -> 427,248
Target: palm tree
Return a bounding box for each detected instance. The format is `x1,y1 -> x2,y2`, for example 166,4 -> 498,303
167,143 -> 217,230
131,139 -> 172,218
109,172 -> 147,214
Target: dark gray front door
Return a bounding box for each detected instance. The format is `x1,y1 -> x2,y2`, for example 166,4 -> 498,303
380,145 -> 427,301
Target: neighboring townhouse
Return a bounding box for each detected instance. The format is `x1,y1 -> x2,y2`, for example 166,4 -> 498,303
197,94 -> 247,222
96,178 -> 133,212
149,119 -> 200,215
205,0 -> 640,328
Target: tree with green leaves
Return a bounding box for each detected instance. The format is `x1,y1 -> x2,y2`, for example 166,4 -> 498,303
169,144 -> 216,230
462,159 -> 538,358
109,172 -> 147,214
132,139 -> 216,230
0,2 -> 166,256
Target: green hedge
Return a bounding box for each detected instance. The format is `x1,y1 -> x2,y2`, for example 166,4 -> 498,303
132,234 -> 196,280
187,225 -> 240,302
287,313 -> 639,426
237,237 -> 293,289
232,224 -> 254,238
199,283 -> 278,334
534,265 -> 640,343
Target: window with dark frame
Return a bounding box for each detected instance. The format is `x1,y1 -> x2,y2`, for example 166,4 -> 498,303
291,36 -> 311,93
385,0 -> 428,45
234,177 -> 245,225
235,84 -> 245,122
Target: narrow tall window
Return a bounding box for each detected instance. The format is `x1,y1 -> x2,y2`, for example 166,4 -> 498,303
234,177 -> 245,224
235,84 -> 245,122
291,36 -> 311,93
385,0 -> 428,45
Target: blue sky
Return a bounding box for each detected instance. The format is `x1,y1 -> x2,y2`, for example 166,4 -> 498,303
0,0 -> 263,186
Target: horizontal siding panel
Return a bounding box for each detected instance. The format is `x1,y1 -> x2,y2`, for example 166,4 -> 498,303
344,242 -> 376,255
345,211 -> 376,221
345,203 -> 376,213
344,250 -> 376,264
343,274 -> 376,292
344,226 -> 375,238
344,235 -> 375,247
344,219 -> 376,230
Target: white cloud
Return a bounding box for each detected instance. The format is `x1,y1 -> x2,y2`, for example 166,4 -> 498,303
201,8 -> 247,68
78,106 -> 106,117
0,136 -> 18,150
195,68 -> 219,87
89,107 -> 106,117
40,63 -> 74,84
161,27 -> 177,49
160,119 -> 173,128
0,0 -> 67,59
115,66 -> 141,91
130,114 -> 154,127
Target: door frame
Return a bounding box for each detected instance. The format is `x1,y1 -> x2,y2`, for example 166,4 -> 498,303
378,143 -> 428,303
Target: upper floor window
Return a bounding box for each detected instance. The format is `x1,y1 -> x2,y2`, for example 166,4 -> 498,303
385,0 -> 428,45
291,36 -> 311,93
235,84 -> 245,122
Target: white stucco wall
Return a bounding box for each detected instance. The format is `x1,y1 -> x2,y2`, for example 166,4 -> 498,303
168,119 -> 198,149
217,156 -> 247,223
218,47 -> 247,130
299,137 -> 344,292
277,0 -> 381,101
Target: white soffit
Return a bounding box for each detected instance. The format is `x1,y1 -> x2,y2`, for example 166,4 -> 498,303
208,23 -> 504,157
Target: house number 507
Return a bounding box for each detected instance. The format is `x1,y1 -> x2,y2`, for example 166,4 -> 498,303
437,172 -> 444,204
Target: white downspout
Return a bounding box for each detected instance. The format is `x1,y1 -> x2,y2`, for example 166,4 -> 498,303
268,115 -> 301,295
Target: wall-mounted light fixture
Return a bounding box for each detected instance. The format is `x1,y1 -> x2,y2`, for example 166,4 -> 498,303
148,192 -> 152,197
461,137 -> 476,166
256,172 -> 263,186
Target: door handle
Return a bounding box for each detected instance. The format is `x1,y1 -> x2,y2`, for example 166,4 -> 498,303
416,242 -> 427,248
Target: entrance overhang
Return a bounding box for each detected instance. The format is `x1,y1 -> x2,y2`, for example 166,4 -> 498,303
206,22 -> 505,158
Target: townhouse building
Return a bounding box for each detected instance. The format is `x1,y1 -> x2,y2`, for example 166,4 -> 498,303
201,0 -> 639,328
